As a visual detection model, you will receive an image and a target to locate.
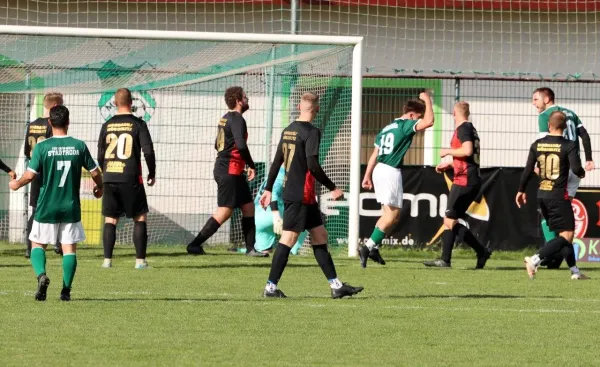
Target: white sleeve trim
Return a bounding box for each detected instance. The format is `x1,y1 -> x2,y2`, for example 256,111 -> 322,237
88,166 -> 99,172
27,167 -> 38,174
412,119 -> 420,132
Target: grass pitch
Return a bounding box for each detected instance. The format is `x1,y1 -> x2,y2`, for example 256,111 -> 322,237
0,243 -> 598,366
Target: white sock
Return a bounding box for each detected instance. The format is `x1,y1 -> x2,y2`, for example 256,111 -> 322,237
530,254 -> 541,266
570,266 -> 580,274
365,238 -> 376,250
265,282 -> 277,292
328,278 -> 343,289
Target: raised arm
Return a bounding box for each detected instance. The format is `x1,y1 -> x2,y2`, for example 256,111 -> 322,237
414,92 -> 434,132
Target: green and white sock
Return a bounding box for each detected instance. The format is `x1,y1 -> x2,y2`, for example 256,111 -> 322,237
367,227 -> 386,250
30,247 -> 46,277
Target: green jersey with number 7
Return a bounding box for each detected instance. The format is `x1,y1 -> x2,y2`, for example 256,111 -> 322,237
27,136 -> 98,223
374,118 -> 420,168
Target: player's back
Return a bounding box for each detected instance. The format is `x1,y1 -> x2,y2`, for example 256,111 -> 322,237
214,111 -> 248,175
100,114 -> 151,184
280,121 -> 319,204
451,122 -> 481,186
532,135 -> 578,198
30,136 -> 97,223
375,118 -> 419,168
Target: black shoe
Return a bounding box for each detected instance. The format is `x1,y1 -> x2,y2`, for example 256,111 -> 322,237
54,245 -> 63,256
369,248 -> 386,265
331,283 -> 364,299
359,246 -> 370,268
263,288 -> 287,298
186,243 -> 206,255
423,259 -> 451,268
541,255 -> 563,269
475,248 -> 492,269
35,274 -> 50,301
25,248 -> 31,259
246,249 -> 269,257
60,287 -> 71,301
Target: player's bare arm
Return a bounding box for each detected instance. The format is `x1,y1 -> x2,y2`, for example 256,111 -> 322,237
9,170 -> 36,191
440,140 -> 473,158
414,92 -> 434,131
361,147 -> 379,190
90,168 -> 104,198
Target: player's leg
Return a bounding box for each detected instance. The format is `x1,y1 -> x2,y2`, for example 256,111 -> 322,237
25,206 -> 36,258
239,177 -> 267,257
360,205 -> 398,268
451,185 -> 490,268
124,183 -> 151,268
57,221 -> 86,300
424,186 -> 461,268
28,220 -> 57,301
101,183 -> 122,268
291,230 -> 307,255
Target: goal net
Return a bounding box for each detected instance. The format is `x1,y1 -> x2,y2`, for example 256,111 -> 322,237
0,27 -> 363,255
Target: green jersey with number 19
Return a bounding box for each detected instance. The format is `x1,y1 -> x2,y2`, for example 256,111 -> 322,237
374,118 -> 419,168
538,105 -> 583,144
27,136 -> 98,224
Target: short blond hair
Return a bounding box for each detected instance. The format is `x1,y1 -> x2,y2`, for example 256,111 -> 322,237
300,92 -> 319,112
43,92 -> 63,108
454,101 -> 470,118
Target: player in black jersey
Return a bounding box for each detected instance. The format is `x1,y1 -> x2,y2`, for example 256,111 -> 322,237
23,92 -> 62,258
186,86 -> 267,257
0,159 -> 16,179
97,88 -> 156,269
516,111 -> 589,280
259,92 -> 364,298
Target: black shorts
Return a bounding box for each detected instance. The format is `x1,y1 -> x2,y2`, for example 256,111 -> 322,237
102,183 -> 149,219
215,173 -> 253,209
283,202 -> 323,233
539,197 -> 575,232
445,184 -> 481,219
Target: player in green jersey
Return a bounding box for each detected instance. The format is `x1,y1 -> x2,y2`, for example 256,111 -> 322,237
9,106 -> 103,301
359,92 -> 434,268
532,87 -> 595,268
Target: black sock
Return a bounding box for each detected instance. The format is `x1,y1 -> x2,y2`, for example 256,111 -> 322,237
561,242 -> 576,268
26,207 -> 35,253
538,236 -> 569,259
312,244 -> 337,280
440,229 -> 456,263
133,221 -> 148,259
242,217 -> 256,252
103,223 -> 117,259
454,224 -> 485,257
267,243 -> 291,284
191,217 -> 221,246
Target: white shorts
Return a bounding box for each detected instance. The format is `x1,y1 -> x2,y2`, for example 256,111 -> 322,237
567,170 -> 581,198
28,221 -> 86,245
373,163 -> 403,208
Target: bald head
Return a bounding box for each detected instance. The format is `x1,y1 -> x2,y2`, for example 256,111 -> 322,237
299,92 -> 319,114
114,88 -> 133,108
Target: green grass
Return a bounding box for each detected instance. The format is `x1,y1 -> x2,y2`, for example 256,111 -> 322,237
1,243 -> 598,366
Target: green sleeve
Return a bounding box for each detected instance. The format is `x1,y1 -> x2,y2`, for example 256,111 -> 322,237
401,119 -> 419,136
575,114 -> 584,128
82,144 -> 98,172
28,144 -> 42,173
538,112 -> 549,133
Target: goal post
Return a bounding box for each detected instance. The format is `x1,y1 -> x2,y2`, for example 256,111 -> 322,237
0,25 -> 362,257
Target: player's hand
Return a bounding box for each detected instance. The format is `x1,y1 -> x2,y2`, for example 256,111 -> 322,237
147,177 -> 156,186
419,91 -> 430,101
585,161 -> 595,172
259,190 -> 272,209
7,170 -> 16,180
93,185 -> 103,199
435,163 -> 449,173
534,166 -> 540,176
8,179 -> 20,191
273,217 -> 283,235
515,192 -> 527,208
247,168 -> 256,182
439,149 -> 451,157
331,188 -> 344,201
361,176 -> 373,190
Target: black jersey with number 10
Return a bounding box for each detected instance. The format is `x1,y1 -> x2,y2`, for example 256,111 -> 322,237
97,114 -> 154,184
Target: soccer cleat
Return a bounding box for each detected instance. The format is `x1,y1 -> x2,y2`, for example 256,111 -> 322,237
263,288 -> 287,298
54,244 -> 63,256
60,288 -> 71,301
101,259 -> 112,268
358,246 -> 370,268
331,283 -> 364,299
423,259 -> 451,268
475,248 -> 492,269
186,243 -> 207,255
135,260 -> 149,269
35,274 -> 50,301
368,248 -> 386,265
246,249 -> 269,257
24,248 -> 31,259
571,272 -> 591,280
524,256 -> 538,280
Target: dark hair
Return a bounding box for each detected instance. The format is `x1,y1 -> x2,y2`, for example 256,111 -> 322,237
224,86 -> 244,110
549,110 -> 567,130
403,99 -> 426,115
533,87 -> 555,102
49,105 -> 70,128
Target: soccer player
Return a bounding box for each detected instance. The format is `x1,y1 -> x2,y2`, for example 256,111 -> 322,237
23,92 -> 63,258
360,92 -> 433,268
259,92 -> 364,298
254,166 -> 306,255
423,102 -> 492,269
0,159 -> 16,180
9,105 -> 103,301
187,86 -> 266,257
97,88 -> 156,269
532,87 -> 594,268
517,111 -> 589,280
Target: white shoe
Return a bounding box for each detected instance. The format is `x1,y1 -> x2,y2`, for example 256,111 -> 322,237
135,260 -> 149,269
101,259 -> 112,268
524,257 -> 538,280
571,272 -> 590,280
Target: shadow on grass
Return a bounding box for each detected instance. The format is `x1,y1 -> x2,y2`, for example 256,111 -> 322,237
0,264 -> 30,268
164,263 -> 315,270
385,294 -> 563,300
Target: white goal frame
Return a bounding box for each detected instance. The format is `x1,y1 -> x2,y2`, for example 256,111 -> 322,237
0,25 -> 363,257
